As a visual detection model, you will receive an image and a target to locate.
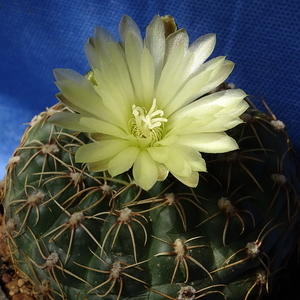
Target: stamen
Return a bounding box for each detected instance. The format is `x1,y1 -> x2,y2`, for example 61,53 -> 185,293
130,99 -> 168,142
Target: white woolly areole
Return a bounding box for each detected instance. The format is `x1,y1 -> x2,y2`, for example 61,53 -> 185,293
255,270 -> 267,284
8,156 -> 20,165
271,119 -> 285,130
46,107 -> 59,117
69,172 -> 82,183
45,252 -> 59,268
165,193 -> 176,205
41,144 -> 59,154
118,207 -> 133,223
271,173 -> 287,185
174,238 -> 187,259
246,242 -> 260,257
110,261 -> 122,279
101,183 -> 113,193
178,286 -> 196,300
69,212 -> 84,225
218,197 -> 235,214
5,218 -> 17,235
27,191 -> 45,204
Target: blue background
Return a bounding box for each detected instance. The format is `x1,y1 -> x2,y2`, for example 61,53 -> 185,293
0,0 -> 299,179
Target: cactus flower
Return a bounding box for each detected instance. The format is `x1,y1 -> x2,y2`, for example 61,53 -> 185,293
49,15 -> 248,190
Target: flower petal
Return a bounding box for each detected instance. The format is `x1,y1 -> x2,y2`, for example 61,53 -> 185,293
147,146 -> 171,163
53,69 -> 105,117
155,42 -> 187,109
177,132 -> 239,153
79,117 -> 128,138
48,112 -> 95,132
92,87 -> 131,129
165,145 -> 207,179
163,66 -> 214,115
75,139 -> 131,163
157,163 -> 169,181
124,32 -> 144,105
85,26 -> 117,70
165,28 -> 189,61
195,58 -> 235,97
166,114 -> 215,136
164,148 -> 192,178
88,158 -> 111,172
133,150 -> 158,190
173,171 -> 199,188
186,33 -> 216,77
140,47 -> 155,104
169,89 -> 247,123
119,15 -> 142,46
183,116 -> 243,134
108,146 -> 140,176
145,15 -> 166,84
93,25 -> 117,48
93,41 -> 136,109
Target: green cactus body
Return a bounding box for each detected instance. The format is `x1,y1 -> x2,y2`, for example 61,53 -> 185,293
2,84 -> 300,300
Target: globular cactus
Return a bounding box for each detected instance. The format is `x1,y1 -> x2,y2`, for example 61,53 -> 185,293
1,14 -> 300,300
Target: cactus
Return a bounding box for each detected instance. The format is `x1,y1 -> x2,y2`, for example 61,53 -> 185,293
1,15 -> 300,300
2,84 -> 300,300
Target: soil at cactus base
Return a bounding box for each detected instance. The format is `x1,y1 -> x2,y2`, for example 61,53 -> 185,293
0,211 -> 36,300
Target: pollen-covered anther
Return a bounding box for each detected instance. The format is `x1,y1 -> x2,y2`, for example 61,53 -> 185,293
218,197 -> 235,215
271,173 -> 287,185
110,261 -> 122,279
8,156 -> 20,166
27,191 -> 45,204
45,252 -> 59,268
246,242 -> 260,258
178,285 -> 196,300
174,238 -> 187,259
69,212 -> 84,226
117,207 -> 133,223
271,119 -> 285,130
41,143 -> 59,154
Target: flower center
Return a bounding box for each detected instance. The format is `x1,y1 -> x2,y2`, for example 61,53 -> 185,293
130,99 -> 168,142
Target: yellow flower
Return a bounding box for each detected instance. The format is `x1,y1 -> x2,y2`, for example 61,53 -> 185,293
49,15 -> 248,190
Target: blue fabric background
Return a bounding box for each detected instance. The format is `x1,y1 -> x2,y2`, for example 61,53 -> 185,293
0,0 -> 299,179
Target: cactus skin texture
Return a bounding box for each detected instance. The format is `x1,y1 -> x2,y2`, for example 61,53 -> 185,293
2,83 -> 300,300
